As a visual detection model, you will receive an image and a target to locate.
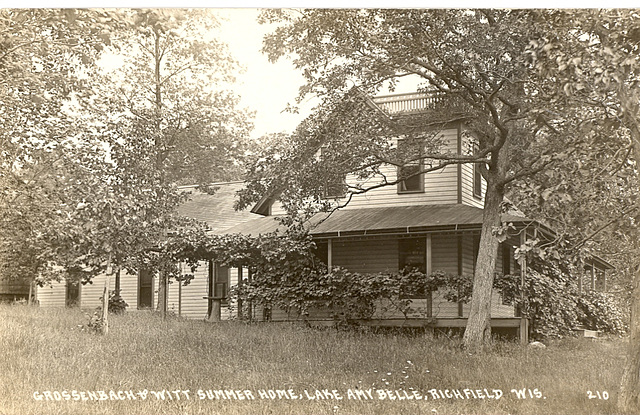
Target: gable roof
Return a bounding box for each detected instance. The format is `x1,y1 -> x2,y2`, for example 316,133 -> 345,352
177,182 -> 260,233
221,204 -> 531,238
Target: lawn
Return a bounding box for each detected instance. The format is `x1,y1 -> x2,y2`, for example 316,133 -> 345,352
0,304 -> 628,415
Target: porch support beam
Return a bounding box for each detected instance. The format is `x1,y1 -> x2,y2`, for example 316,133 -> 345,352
519,231 -> 527,318
426,234 -> 432,317
327,238 -> 333,272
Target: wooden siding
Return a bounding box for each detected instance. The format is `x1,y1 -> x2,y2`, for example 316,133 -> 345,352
431,234 -> 460,318
460,127 -> 486,209
168,261 -> 208,319
81,271 -> 139,310
36,281 -> 66,307
269,129 -> 464,215
345,131 -> 459,209
164,262 -> 241,320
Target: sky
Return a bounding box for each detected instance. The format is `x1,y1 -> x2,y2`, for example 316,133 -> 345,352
212,8 -> 424,139
212,9 -> 311,140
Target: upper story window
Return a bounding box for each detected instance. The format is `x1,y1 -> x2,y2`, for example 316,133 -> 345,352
323,175 -> 346,199
472,144 -> 483,199
397,139 -> 425,194
473,162 -> 483,199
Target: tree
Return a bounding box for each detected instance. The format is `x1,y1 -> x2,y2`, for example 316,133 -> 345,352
79,9 -> 252,316
243,9 -> 581,349
524,9 -> 640,412
1,9 -> 252,328
0,9 -> 125,300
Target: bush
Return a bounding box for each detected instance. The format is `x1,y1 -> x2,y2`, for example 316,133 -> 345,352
576,291 -> 628,335
107,291 -> 129,314
495,261 -> 629,339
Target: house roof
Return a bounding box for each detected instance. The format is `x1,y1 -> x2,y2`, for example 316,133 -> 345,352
221,204 -> 532,238
177,182 -> 260,233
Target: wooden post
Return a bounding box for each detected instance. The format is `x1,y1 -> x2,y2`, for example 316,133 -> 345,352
27,280 -> 33,306
178,262 -> 182,317
102,276 -> 109,334
426,234 -> 432,317
457,234 -> 463,318
212,298 -> 221,322
160,269 -> 167,320
247,268 -> 253,322
519,317 -> 529,345
519,231 -> 527,317
237,267 -> 243,320
578,265 -> 583,295
101,253 -> 113,335
591,263 -> 596,291
327,239 -> 333,272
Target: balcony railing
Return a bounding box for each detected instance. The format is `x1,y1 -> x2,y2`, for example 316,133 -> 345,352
372,91 -> 465,115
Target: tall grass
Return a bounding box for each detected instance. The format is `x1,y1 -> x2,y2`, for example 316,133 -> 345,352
0,304 -> 627,415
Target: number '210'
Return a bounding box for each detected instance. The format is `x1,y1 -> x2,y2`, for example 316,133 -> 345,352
587,391 -> 609,400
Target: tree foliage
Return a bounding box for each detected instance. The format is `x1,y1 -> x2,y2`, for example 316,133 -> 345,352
246,9 -> 588,349
0,10 -> 252,310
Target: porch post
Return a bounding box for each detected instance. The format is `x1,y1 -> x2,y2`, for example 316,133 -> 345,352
519,317 -> 529,344
327,239 -> 333,272
578,265 -> 583,295
457,234 -> 463,318
590,263 -> 596,291
426,234 -> 432,317
519,231 -> 527,317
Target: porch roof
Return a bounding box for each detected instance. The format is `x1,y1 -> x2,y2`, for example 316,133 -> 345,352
219,204 -> 532,238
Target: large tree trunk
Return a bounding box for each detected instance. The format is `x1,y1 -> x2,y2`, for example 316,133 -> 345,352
617,110 -> 640,413
619,262 -> 640,413
462,178 -> 505,350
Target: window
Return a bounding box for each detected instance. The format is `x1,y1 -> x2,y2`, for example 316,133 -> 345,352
66,280 -> 79,307
313,241 -> 329,267
398,237 -> 427,299
213,263 -> 229,304
323,175 -> 345,199
502,244 -> 511,275
138,268 -> 153,309
319,147 -> 346,199
472,143 -> 483,199
397,139 -> 425,194
473,162 -> 483,199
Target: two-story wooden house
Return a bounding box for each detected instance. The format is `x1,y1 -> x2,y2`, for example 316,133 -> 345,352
218,92 -> 612,341
33,93 -> 611,343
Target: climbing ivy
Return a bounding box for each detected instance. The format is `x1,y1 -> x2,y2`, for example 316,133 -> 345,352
166,227 -> 626,337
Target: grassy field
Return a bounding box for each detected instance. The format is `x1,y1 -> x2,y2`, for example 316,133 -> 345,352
0,304 -> 629,415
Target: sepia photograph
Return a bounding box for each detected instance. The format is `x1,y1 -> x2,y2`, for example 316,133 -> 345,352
0,6 -> 638,414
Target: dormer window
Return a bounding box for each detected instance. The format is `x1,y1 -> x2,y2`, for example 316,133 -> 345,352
397,138 -> 424,194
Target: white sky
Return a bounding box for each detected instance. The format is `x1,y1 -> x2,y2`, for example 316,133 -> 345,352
212,9 -> 310,140
212,8 -> 425,139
